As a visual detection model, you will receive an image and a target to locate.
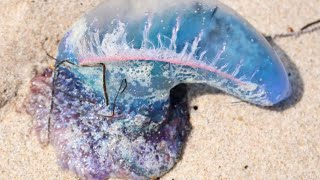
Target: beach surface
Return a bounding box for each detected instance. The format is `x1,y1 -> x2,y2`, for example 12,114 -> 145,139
0,0 -> 319,179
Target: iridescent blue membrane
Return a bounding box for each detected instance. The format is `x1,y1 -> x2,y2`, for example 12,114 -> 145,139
49,0 -> 291,179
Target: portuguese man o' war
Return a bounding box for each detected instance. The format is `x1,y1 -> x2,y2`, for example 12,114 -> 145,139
27,0 -> 291,179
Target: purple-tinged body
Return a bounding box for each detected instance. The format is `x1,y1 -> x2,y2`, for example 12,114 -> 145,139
27,0 -> 291,179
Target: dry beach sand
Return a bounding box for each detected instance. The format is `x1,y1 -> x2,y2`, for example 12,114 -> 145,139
0,0 -> 320,179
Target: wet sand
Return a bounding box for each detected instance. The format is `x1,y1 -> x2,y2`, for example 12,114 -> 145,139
0,0 -> 319,179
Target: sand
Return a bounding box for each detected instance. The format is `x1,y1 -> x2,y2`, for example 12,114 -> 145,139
0,0 -> 319,179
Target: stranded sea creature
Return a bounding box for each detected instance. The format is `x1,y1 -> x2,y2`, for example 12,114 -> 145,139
27,0 -> 291,179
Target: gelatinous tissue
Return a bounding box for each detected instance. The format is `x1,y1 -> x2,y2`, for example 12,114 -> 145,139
26,0 -> 291,179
